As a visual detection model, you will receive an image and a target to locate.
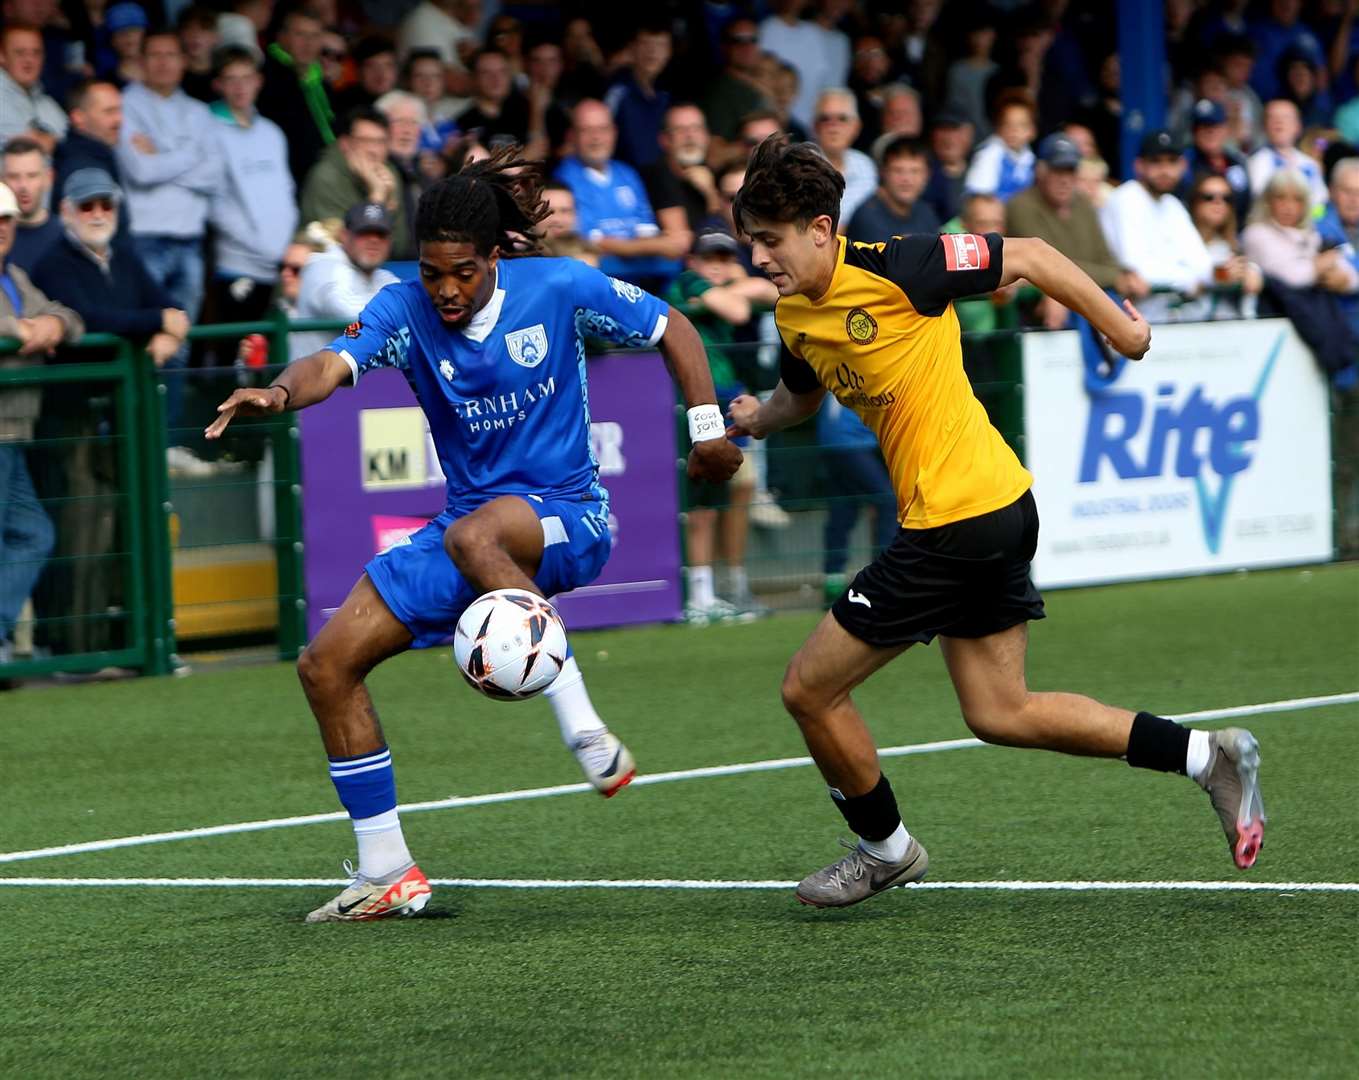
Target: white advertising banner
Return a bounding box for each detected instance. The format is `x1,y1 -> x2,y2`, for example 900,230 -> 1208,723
1022,319 -> 1333,588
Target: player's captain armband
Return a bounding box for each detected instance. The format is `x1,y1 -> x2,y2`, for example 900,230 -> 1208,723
942,232 -> 990,271
687,404 -> 725,442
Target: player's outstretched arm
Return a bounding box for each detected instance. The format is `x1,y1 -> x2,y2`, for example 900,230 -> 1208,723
204,349 -> 353,440
1001,236 -> 1152,360
656,305 -> 744,483
727,381 -> 826,440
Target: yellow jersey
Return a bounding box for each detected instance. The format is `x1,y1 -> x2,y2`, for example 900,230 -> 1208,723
775,232 -> 1032,529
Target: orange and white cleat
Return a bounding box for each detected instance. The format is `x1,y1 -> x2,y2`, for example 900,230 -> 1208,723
304,861 -> 432,923
572,729 -> 636,798
1196,727 -> 1266,869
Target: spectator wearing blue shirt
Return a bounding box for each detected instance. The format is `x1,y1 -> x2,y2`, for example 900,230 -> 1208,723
1180,98 -> 1253,226
554,99 -> 688,293
603,24 -> 672,171
1249,0 -> 1326,101
1316,156 -> 1359,329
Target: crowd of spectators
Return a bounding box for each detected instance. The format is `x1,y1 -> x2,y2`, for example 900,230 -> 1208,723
5,0 -> 1359,645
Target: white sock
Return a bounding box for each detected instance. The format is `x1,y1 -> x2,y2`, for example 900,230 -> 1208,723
686,565 -> 715,607
544,655 -> 606,746
859,821 -> 912,863
1186,729 -> 1212,782
352,808 -> 413,880
728,565 -> 749,597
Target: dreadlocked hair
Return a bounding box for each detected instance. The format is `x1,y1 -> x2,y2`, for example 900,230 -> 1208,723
415,144 -> 551,257
732,134 -> 846,236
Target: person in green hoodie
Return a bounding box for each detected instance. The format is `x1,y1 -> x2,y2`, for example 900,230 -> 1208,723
259,7 -> 334,188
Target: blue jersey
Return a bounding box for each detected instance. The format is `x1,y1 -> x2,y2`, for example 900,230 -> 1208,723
327,256 -> 669,513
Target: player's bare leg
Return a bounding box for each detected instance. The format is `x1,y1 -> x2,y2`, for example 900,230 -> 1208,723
444,496 -> 636,796
297,574 -> 431,921
780,614 -> 929,906
940,623 -> 1265,868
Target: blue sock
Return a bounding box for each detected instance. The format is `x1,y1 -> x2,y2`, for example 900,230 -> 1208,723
328,746 -> 398,819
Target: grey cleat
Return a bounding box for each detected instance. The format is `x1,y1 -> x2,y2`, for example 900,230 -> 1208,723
796,836 -> 929,908
1196,727 -> 1266,869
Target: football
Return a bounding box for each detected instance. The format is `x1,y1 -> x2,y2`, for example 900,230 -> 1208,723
453,589 -> 568,700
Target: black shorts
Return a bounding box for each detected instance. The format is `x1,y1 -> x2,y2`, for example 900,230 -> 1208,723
831,489 -> 1045,648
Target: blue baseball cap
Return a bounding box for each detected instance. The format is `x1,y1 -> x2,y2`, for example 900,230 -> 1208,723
105,2 -> 150,34
1037,133 -> 1082,169
63,167 -> 122,204
1192,98 -> 1227,128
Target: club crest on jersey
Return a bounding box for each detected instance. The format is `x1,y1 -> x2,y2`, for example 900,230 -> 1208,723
343,320 -> 363,338
845,308 -> 878,344
505,324 -> 549,367
609,277 -> 644,303
439,358 -> 456,382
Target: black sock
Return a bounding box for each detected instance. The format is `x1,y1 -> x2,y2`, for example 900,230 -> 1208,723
830,773 -> 901,841
1125,711 -> 1189,774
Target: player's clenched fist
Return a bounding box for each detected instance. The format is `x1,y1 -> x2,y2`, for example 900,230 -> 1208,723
205,385 -> 288,440
725,393 -> 764,439
687,437 -> 743,482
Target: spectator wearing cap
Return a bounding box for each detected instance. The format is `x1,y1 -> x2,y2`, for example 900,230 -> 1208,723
1008,133 -> 1148,331
96,2 -> 149,87
603,23 -> 673,172
260,8 -> 335,189
921,109 -> 973,224
810,87 -> 877,231
1099,131 -> 1214,323
0,25 -> 69,154
301,106 -> 412,260
291,202 -> 400,361
52,80 -> 131,247
845,135 -> 939,244
1180,97 -> 1253,225
207,46 -> 298,329
665,226 -> 778,623
2,137 -> 60,271
963,89 -> 1036,203
554,99 -> 687,293
643,103 -> 719,240
31,167 -> 186,367
1248,98 -> 1327,206
0,179 -> 82,667
333,36 -> 401,118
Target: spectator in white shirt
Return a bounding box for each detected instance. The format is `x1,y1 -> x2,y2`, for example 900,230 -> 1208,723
0,25 -> 68,154
1247,98 -> 1327,206
292,202 -> 399,361
810,87 -> 876,231
1099,130 -> 1215,323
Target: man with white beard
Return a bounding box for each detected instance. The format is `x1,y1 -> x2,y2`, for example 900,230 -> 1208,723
642,103 -> 720,238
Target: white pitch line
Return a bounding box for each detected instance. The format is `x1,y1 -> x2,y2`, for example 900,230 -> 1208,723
1,690 -> 1355,867
0,877 -> 1356,893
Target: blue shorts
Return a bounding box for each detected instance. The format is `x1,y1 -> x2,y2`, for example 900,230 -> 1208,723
365,493 -> 612,648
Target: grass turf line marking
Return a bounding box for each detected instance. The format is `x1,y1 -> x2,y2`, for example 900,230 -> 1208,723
2,690 -> 1355,866
0,877 -> 1356,893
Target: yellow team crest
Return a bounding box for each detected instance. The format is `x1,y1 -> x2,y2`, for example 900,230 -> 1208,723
845,308 -> 878,344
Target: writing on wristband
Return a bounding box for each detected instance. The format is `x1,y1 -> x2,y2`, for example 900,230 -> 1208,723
268,383 -> 292,409
687,403 -> 725,442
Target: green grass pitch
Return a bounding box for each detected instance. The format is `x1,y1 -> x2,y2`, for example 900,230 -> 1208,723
4,565 -> 1358,1078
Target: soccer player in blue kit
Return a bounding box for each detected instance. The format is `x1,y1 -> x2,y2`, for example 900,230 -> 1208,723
206,149 -> 743,922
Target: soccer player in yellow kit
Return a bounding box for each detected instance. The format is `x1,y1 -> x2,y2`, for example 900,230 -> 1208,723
727,137 -> 1265,907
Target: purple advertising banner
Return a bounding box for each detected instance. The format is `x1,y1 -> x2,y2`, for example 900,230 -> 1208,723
298,354 -> 682,641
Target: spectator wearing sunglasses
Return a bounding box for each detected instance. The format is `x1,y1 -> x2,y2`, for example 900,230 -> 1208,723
810,87 -> 877,230
702,18 -> 772,155
1186,172 -> 1262,320
1180,98 -> 1252,224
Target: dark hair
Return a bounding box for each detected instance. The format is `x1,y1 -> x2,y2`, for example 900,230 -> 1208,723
415,145 -> 549,257
178,4 -> 219,31
66,77 -> 117,112
2,135 -> 47,160
212,44 -> 259,77
340,105 -> 388,136
732,134 -> 845,234
1188,172 -> 1238,246
403,47 -> 444,81
352,34 -> 396,66
470,46 -> 510,71
878,134 -> 927,166
142,29 -> 182,54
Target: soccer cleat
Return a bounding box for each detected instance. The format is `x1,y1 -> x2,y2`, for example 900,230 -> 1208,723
572,729 -> 636,798
684,597 -> 756,625
796,836 -> 929,908
303,860 -> 432,923
1196,727 -> 1266,869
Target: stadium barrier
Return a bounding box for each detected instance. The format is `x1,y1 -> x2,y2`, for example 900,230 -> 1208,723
2,315 -> 1353,681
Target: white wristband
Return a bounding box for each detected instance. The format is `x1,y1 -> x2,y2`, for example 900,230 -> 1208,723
687,403 -> 725,443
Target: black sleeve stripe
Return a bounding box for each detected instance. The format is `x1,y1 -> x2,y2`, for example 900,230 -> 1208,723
845,233 -> 1004,317
780,343 -> 822,394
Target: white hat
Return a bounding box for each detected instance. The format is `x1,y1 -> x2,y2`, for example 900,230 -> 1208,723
0,183 -> 17,218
